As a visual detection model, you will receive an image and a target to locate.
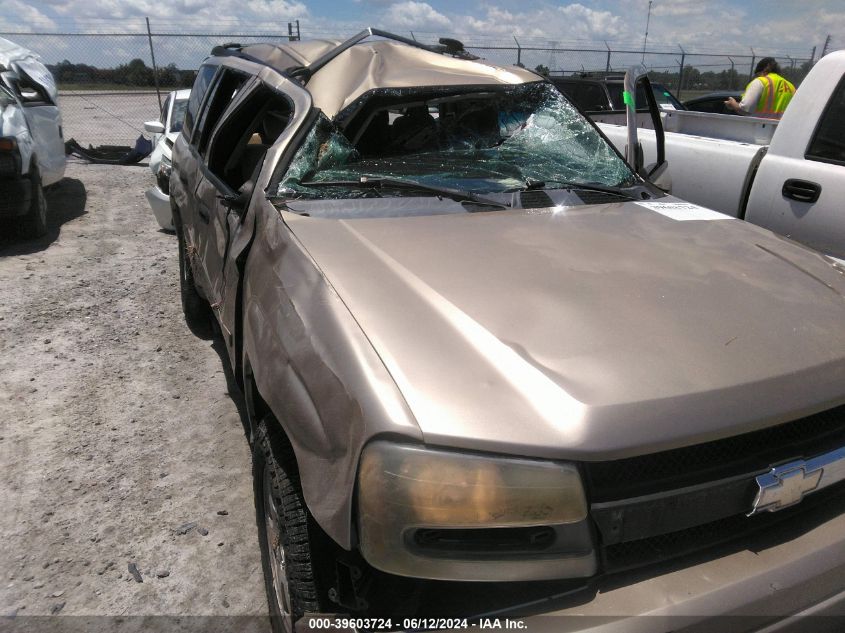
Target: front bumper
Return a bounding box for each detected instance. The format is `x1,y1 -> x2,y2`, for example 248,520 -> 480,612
0,176 -> 31,218
520,492 -> 845,632
145,186 -> 174,231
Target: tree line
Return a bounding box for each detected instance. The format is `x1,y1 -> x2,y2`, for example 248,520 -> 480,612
49,56 -> 811,92
49,58 -> 196,88
535,61 -> 811,92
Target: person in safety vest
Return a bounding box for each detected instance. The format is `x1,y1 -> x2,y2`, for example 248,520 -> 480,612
725,57 -> 795,118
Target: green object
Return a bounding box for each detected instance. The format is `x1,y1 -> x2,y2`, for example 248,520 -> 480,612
622,90 -> 634,108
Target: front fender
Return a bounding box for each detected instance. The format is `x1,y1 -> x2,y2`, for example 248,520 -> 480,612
241,203 -> 422,549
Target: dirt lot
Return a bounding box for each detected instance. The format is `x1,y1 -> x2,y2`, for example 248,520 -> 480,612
0,160 -> 270,626
58,91 -> 162,148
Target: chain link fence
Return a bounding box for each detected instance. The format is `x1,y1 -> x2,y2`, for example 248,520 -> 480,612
0,25 -> 820,148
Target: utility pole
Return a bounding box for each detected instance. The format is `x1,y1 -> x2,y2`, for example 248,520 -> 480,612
821,34 -> 831,58
145,17 -> 162,112
642,0 -> 653,63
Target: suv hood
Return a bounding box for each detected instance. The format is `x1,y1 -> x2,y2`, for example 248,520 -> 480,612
285,201 -> 845,460
0,37 -> 58,103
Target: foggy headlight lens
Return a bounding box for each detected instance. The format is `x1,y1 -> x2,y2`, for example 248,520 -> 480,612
357,441 -> 587,577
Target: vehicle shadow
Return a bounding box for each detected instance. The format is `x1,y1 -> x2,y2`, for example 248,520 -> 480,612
209,332 -> 251,444
0,178 -> 87,257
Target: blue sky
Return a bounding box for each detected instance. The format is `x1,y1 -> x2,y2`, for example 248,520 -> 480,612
3,0 -> 841,67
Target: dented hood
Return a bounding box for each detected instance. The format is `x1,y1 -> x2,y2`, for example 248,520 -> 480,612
0,37 -> 58,103
284,201 -> 845,460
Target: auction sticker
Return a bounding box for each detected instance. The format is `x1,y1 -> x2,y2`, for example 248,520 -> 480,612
637,201 -> 732,221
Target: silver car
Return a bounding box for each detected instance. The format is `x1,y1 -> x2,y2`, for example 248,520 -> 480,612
170,29 -> 845,632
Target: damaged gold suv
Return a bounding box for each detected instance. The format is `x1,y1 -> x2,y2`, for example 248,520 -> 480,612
170,28 -> 845,632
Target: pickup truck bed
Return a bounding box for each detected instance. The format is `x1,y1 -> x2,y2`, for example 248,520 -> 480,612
598,121 -> 766,218
589,51 -> 845,259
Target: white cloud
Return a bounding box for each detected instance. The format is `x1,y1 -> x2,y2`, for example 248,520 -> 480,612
557,3 -> 623,38
383,1 -> 451,30
0,0 -> 57,30
4,0 -> 840,62
29,0 -> 308,26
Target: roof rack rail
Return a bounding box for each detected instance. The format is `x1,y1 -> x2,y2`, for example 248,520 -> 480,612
209,42 -> 279,71
287,27 -> 479,83
210,42 -> 243,55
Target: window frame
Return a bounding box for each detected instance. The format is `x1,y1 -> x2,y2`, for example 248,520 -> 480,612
804,73 -> 845,168
194,68 -> 253,159
183,64 -> 218,140
159,94 -> 171,125
203,81 -> 295,193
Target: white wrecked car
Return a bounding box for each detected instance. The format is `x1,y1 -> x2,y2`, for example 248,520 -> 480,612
144,88 -> 189,231
0,37 -> 66,238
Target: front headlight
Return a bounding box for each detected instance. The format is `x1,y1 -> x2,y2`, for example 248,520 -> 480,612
157,155 -> 172,194
158,154 -> 172,175
357,441 -> 595,581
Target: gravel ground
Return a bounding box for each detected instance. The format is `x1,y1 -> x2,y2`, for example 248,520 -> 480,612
0,160 -> 270,626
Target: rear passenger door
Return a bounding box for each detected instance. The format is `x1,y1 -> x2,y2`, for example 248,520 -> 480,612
195,74 -> 295,318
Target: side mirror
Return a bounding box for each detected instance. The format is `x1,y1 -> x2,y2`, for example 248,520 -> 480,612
144,120 -> 165,134
218,179 -> 255,216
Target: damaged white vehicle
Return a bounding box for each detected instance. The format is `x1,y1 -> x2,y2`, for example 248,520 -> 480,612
144,88 -> 190,231
0,37 -> 65,238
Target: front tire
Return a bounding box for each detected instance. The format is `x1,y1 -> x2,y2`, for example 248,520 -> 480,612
21,164 -> 47,239
174,215 -> 212,338
254,419 -> 324,632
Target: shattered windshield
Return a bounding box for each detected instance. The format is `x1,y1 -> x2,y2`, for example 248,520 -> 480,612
278,82 -> 634,203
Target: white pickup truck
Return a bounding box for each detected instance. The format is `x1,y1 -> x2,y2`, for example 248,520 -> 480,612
592,51 -> 845,259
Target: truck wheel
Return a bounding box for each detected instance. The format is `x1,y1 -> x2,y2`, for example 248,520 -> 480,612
21,164 -> 48,239
175,220 -> 212,338
254,418 -> 323,633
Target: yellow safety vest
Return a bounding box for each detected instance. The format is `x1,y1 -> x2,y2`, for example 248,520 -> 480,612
746,73 -> 796,119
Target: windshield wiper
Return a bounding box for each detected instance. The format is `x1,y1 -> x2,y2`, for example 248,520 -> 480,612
507,179 -> 639,200
299,176 -> 510,209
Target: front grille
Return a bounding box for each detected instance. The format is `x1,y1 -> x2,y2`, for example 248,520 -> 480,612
585,404 -> 845,502
602,481 -> 845,573
413,526 -> 556,554
587,404 -> 845,574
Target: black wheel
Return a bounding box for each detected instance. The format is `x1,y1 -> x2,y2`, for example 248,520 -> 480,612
174,216 -> 213,338
20,164 -> 47,239
254,418 -> 324,632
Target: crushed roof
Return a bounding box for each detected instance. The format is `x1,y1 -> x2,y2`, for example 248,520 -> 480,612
239,38 -> 541,119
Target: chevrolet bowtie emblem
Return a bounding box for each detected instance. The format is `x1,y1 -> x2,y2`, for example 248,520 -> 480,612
748,460 -> 824,516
